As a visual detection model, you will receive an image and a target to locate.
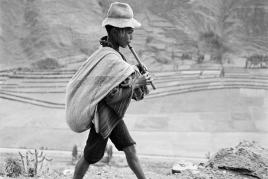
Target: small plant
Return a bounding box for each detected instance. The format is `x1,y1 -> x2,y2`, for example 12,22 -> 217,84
205,151 -> 211,160
98,144 -> 113,164
4,157 -> 22,177
18,149 -> 52,177
72,145 -> 78,164
105,144 -> 113,164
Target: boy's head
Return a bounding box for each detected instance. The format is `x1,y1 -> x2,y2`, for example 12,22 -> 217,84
102,2 -> 140,48
105,25 -> 133,48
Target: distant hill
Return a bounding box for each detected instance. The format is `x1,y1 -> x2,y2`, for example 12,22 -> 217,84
1,0 -> 268,70
0,0 -> 104,69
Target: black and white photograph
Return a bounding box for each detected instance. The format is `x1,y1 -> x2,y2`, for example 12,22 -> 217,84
0,0 -> 268,178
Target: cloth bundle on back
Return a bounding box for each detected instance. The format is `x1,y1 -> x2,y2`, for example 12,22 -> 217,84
65,46 -> 135,134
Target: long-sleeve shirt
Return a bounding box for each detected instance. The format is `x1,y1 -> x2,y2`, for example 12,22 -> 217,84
95,36 -> 148,138
97,70 -> 148,138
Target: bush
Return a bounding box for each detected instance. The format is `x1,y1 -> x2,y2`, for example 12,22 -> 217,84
18,149 -> 53,177
31,58 -> 61,70
106,144 -> 113,164
4,157 -> 22,177
72,145 -> 78,164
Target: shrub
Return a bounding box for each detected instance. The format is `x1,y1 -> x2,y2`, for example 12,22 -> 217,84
19,149 -> 53,177
4,157 -> 22,177
105,144 -> 113,164
72,145 -> 78,164
31,58 -> 61,70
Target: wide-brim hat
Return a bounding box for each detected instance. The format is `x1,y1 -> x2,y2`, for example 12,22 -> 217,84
102,2 -> 141,28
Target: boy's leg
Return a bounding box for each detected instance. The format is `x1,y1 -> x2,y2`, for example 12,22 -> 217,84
73,125 -> 108,179
123,145 -> 146,179
73,156 -> 90,179
109,120 -> 146,179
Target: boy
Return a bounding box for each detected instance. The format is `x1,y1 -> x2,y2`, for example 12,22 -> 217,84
68,2 -> 151,179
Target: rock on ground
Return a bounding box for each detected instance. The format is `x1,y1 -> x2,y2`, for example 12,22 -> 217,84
174,141 -> 268,179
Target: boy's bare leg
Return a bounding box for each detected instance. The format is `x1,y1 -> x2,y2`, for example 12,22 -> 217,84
123,145 -> 146,179
73,155 -> 90,179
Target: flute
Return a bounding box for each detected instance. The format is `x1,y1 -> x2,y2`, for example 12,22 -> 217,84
128,44 -> 156,90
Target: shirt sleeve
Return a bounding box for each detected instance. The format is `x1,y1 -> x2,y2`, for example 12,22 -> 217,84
131,70 -> 149,101
104,81 -> 133,118
105,69 -> 149,105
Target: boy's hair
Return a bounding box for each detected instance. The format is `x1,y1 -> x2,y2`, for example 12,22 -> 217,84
105,25 -> 133,34
105,25 -> 116,34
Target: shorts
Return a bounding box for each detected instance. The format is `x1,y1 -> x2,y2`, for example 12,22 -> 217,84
83,120 -> 136,164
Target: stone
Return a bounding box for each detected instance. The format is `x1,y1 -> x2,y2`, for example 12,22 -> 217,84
207,141 -> 268,179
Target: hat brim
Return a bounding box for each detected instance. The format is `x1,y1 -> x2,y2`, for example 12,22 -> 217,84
102,17 -> 141,28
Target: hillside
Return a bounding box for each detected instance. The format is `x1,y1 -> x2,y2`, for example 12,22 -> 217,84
0,0 -> 104,69
1,0 -> 268,70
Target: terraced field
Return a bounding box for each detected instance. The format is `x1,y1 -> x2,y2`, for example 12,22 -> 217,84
1,65 -> 268,158
1,67 -> 268,109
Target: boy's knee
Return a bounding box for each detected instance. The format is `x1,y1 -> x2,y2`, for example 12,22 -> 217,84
123,145 -> 137,157
84,149 -> 106,164
76,156 -> 89,169
84,154 -> 104,164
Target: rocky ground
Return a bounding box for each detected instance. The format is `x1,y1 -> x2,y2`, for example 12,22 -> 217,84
1,141 -> 268,179
174,141 -> 268,179
0,153 -> 180,179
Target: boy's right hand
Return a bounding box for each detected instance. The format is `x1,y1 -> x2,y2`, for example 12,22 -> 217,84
134,72 -> 152,89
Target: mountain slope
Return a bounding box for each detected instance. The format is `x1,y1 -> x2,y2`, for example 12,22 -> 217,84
1,0 -> 268,70
0,0 -> 104,69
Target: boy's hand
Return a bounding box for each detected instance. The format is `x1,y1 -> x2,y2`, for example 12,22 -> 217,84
136,63 -> 148,74
134,72 -> 152,88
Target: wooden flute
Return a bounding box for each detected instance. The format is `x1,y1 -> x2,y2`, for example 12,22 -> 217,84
128,44 -> 156,90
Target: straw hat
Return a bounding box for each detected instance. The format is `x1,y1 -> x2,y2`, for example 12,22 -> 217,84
102,2 -> 141,28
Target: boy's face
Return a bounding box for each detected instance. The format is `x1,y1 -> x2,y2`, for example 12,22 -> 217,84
116,27 -> 134,48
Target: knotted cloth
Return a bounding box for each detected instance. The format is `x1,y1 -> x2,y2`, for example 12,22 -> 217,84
65,47 -> 135,133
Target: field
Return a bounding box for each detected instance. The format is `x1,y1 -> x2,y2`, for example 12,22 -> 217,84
1,68 -> 268,178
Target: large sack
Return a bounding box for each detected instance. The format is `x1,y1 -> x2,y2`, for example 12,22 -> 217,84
65,47 -> 134,132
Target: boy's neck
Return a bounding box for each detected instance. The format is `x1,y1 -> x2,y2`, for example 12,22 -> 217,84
107,36 -> 119,51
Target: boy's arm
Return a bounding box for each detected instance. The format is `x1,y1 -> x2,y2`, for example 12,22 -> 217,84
102,74 -> 134,118
104,70 -> 149,108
